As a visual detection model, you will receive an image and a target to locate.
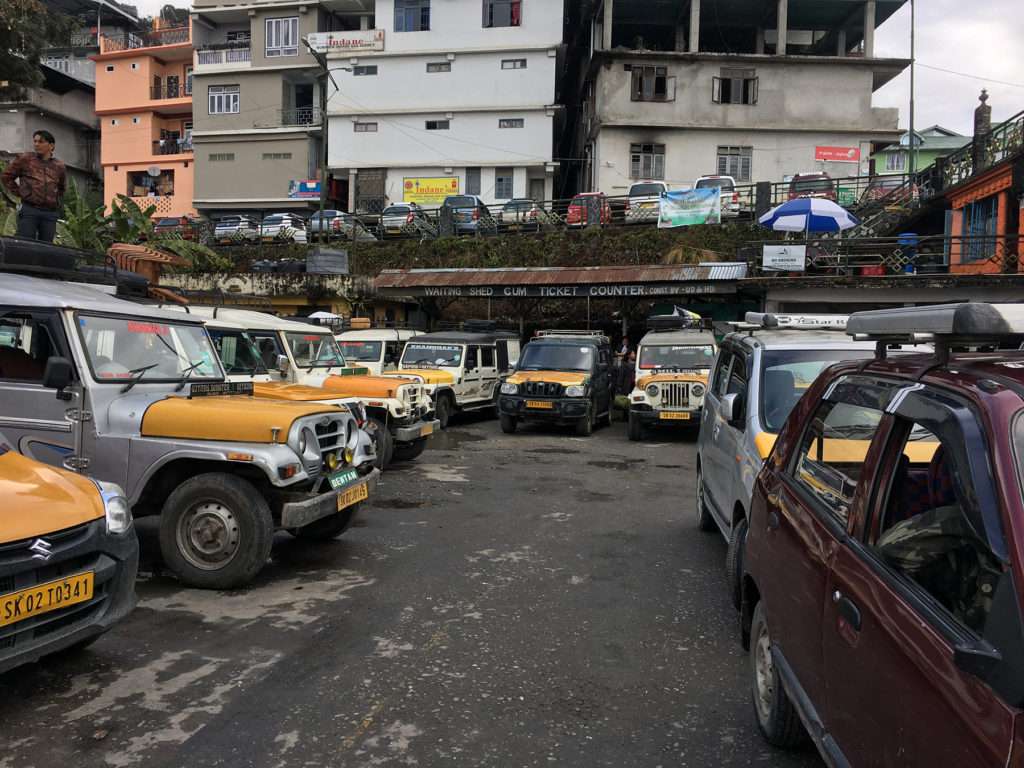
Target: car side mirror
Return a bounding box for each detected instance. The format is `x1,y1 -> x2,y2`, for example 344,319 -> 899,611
958,570 -> 1024,706
509,359 -> 518,369
275,354 -> 289,374
43,356 -> 73,400
720,392 -> 742,424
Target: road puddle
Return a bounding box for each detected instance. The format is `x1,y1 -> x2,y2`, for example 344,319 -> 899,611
587,458 -> 644,470
528,447 -> 578,455
429,429 -> 484,450
372,497 -> 432,509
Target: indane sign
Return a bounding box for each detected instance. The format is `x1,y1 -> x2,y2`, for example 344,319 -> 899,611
392,283 -> 728,298
306,30 -> 384,53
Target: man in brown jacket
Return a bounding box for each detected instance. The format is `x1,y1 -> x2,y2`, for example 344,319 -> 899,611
1,130 -> 67,242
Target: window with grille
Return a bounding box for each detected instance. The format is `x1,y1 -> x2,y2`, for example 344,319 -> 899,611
395,0 -> 430,32
46,54 -> 71,72
266,17 -> 298,57
501,59 -> 526,69
262,152 -> 292,160
716,146 -> 752,181
353,65 -> 378,76
885,153 -> 907,172
713,68 -> 758,105
209,153 -> 234,161
964,197 -> 998,263
630,65 -> 672,102
629,144 -> 665,180
499,118 -> 524,129
426,62 -> 451,72
426,120 -> 450,130
466,168 -> 481,195
495,167 -> 513,198
208,85 -> 239,114
483,0 -> 521,27
354,122 -> 378,132
226,30 -> 251,44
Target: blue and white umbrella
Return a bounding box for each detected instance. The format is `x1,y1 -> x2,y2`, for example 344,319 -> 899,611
758,198 -> 859,233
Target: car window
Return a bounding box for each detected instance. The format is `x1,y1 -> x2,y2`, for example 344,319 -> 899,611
629,184 -> 664,196
792,176 -> 833,192
402,342 -> 463,367
209,328 -> 265,375
638,344 -> 715,370
382,206 -> 411,215
792,400 -> 883,526
518,342 -> 593,372
337,339 -> 382,362
710,348 -> 732,397
444,196 -> 477,208
480,345 -> 495,367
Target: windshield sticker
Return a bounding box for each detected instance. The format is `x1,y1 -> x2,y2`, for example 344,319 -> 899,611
410,344 -> 462,352
127,321 -> 169,335
579,347 -> 591,353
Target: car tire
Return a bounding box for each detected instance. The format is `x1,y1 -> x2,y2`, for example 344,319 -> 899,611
436,394 -> 453,430
695,465 -> 716,532
500,414 -> 518,434
575,403 -> 595,436
368,417 -> 394,469
750,600 -> 806,747
392,438 -> 428,462
628,410 -> 642,441
159,473 -> 274,590
599,399 -> 612,427
288,502 -> 359,541
726,516 -> 748,610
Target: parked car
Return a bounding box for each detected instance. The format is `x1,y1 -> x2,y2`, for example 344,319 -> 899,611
379,203 -> 434,238
694,175 -> 741,217
153,215 -> 200,240
441,195 -> 495,236
624,182 -> 667,224
787,172 -> 836,201
742,302 -> 1023,766
496,198 -> 542,232
864,175 -> 919,203
214,215 -> 259,244
259,213 -> 308,244
566,192 -> 612,227
308,210 -> 375,243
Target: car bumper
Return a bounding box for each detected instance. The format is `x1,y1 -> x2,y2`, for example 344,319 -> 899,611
394,419 -> 440,443
499,396 -> 589,422
0,519 -> 139,675
278,467 -> 380,528
631,405 -> 702,425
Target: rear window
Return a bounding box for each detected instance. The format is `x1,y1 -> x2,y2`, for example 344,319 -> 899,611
218,217 -> 242,226
311,210 -> 340,220
263,216 -> 283,225
874,177 -> 902,189
629,183 -> 665,196
157,217 -> 183,226
382,206 -> 412,215
502,200 -> 533,211
444,196 -> 478,208
792,176 -> 833,192
696,177 -> 735,190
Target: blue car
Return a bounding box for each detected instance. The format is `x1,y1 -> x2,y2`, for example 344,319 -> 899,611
441,195 -> 496,235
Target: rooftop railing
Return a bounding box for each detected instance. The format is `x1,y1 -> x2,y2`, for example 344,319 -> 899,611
100,26 -> 190,52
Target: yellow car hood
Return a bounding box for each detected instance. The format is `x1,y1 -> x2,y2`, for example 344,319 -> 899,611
388,369 -> 456,385
636,372 -> 710,387
0,449 -> 105,541
253,381 -> 350,403
321,373 -> 419,397
142,396 -> 331,443
507,371 -> 590,386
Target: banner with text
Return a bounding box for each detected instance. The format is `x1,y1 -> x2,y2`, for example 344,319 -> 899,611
403,177 -> 460,204
288,179 -> 321,198
658,189 -> 721,228
814,145 -> 860,163
762,245 -> 807,271
306,30 -> 385,53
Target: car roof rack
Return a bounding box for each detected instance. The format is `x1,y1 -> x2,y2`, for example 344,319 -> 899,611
846,303 -> 1024,344
536,329 -> 607,340
0,235 -> 118,285
744,312 -> 849,330
437,319 -> 515,332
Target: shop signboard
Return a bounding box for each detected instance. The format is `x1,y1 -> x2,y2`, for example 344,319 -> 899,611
403,177 -> 459,204
306,30 -> 384,53
814,146 -> 860,163
288,180 -> 321,198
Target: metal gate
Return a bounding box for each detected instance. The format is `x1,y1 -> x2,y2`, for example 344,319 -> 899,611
355,169 -> 385,215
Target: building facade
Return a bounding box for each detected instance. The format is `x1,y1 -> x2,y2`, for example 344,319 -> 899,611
566,0 -> 908,196
91,19 -> 196,218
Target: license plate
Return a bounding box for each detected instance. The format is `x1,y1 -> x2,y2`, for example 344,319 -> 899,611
328,468 -> 359,489
0,572 -> 94,628
337,482 -> 368,511
386,227 -> 400,233
218,237 -> 231,243
660,412 -> 691,420
262,236 -> 274,243
509,224 -> 522,230
420,424 -> 434,437
640,202 -> 655,208
526,400 -> 552,409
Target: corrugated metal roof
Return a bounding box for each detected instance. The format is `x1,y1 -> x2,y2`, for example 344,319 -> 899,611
373,263 -> 747,289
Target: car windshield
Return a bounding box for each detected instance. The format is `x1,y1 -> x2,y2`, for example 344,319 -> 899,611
337,339 -> 382,362
285,331 -> 345,368
758,349 -> 875,433
402,342 -> 463,367
156,218 -> 182,227
629,184 -> 664,196
217,217 -> 242,227
263,217 -> 284,226
208,327 -> 266,376
793,177 -> 833,192
444,196 -> 478,208
517,343 -> 594,372
638,344 -> 715,370
311,211 -> 339,221
874,178 -> 903,189
78,314 -> 221,382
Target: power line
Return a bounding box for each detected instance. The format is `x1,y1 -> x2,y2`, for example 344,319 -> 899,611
917,63 -> 1024,89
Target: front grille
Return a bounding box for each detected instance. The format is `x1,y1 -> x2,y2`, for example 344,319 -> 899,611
399,383 -> 423,410
314,416 -> 350,464
660,382 -> 690,408
522,381 -> 564,398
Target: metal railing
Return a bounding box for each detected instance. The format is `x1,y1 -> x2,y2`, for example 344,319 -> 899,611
100,27 -> 190,52
281,107 -> 321,126
153,138 -> 192,155
196,47 -> 251,65
935,108 -> 1024,191
150,85 -> 192,100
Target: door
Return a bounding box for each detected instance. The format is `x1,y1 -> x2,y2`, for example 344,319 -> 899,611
166,74 -> 180,98
596,345 -> 614,414
460,345 -> 483,402
529,178 -> 545,204
477,344 -> 499,402
700,345 -> 736,526
822,390 -> 1017,766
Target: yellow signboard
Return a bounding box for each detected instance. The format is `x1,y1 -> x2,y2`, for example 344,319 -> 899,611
403,177 -> 459,204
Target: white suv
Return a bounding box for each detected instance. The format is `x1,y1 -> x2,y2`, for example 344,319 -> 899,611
694,175 -> 741,218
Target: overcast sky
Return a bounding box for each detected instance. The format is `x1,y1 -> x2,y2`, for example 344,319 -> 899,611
133,0 -> 1023,137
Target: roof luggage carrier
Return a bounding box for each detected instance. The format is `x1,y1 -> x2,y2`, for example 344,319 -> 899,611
645,314 -> 713,332
0,235 -> 117,285
742,312 -> 849,330
436,319 -> 515,332
535,329 -> 608,340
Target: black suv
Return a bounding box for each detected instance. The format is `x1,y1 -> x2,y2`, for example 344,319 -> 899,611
498,330 -> 615,436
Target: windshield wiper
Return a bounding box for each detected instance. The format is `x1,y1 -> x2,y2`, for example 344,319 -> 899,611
120,363 -> 160,393
174,359 -> 208,392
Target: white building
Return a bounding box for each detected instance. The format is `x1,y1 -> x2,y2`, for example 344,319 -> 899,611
319,0 -> 565,213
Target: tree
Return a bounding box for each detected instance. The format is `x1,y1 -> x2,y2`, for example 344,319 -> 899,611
0,0 -> 75,101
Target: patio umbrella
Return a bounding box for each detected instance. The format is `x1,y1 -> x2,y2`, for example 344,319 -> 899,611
758,198 -> 858,233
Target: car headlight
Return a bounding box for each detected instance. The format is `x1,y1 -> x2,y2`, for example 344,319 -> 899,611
646,383 -> 659,397
565,385 -> 586,398
92,479 -> 132,535
691,384 -> 705,397
298,430 -> 307,453
500,382 -> 518,394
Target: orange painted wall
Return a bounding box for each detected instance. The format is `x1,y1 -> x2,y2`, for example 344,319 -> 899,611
948,164 -> 1014,274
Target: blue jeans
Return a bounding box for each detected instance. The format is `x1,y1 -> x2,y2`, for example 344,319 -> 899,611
17,202 -> 59,242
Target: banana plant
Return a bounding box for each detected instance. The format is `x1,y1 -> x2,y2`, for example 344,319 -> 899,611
56,180 -> 110,251
109,194 -> 157,243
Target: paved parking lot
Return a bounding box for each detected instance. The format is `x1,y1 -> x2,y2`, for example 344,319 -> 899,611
0,413 -> 823,768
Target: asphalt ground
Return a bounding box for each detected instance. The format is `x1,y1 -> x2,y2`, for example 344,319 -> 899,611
0,411 -> 824,768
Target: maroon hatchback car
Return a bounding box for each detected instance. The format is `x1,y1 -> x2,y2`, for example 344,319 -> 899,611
742,302 -> 1024,767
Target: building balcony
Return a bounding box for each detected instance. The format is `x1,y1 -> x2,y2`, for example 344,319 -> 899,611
150,84 -> 193,100
98,27 -> 191,56
194,46 -> 251,70
153,138 -> 193,155
281,107 -> 321,127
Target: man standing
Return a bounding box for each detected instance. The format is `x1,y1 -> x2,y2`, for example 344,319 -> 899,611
1,130 -> 67,242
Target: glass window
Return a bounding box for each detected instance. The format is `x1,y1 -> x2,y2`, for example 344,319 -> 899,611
426,62 -> 451,72
0,315 -> 55,382
710,350 -> 732,397
629,143 -> 665,180
517,343 -> 594,372
638,344 -> 716,371
759,349 -> 874,433
964,197 -> 999,263
483,0 -> 521,27
209,84 -> 239,114
495,167 -> 513,199
353,65 -> 377,76
630,65 -> 668,102
885,153 -> 908,172
717,145 -> 752,181
501,58 -> 526,69
480,346 -> 495,367
77,315 -> 220,382
425,120 -> 450,130
401,343 -> 463,367
499,118 -> 524,129
337,339 -> 383,363
208,328 -> 266,375
395,0 -> 430,32
354,122 -> 378,132
713,68 -> 758,105
466,167 -> 481,195
284,331 -> 345,368
265,17 -> 298,57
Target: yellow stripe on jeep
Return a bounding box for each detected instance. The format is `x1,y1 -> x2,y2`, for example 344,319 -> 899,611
507,371 -> 588,386
393,369 -> 456,385
321,373 -> 415,396
253,381 -> 345,402
0,451 -> 105,541
142,396 -> 331,443
636,373 -> 710,387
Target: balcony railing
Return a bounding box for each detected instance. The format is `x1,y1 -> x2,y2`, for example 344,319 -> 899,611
150,84 -> 193,100
281,107 -> 321,126
70,32 -> 98,47
100,27 -> 190,52
196,46 -> 251,66
933,108 -> 1024,192
153,138 -> 193,155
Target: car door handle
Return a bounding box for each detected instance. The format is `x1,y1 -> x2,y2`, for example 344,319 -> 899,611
833,591 -> 862,632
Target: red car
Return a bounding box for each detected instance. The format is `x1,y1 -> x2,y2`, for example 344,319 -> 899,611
787,172 -> 836,201
742,302 -> 1024,766
153,215 -> 200,240
865,175 -> 919,203
566,192 -> 612,227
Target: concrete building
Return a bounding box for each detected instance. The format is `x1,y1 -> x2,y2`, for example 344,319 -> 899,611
565,0 -> 909,197
91,18 -> 196,218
